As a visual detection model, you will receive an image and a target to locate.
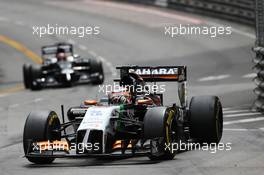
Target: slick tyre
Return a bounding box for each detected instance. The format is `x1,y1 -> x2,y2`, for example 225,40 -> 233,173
189,96 -> 223,144
29,65 -> 42,90
23,110 -> 61,164
90,58 -> 104,85
23,64 -> 31,89
144,107 -> 178,160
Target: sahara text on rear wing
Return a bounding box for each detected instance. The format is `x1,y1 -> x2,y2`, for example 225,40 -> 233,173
116,66 -> 187,82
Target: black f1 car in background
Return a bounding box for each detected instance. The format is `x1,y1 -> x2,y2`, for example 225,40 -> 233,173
23,66 -> 223,164
23,43 -> 104,90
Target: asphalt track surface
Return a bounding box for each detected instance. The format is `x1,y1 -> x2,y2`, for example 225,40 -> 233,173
0,0 -> 263,175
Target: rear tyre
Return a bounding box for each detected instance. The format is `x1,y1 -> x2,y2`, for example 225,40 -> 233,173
144,107 -> 178,160
90,59 -> 104,85
189,96 -> 223,144
23,64 -> 31,89
23,110 -> 61,164
29,65 -> 42,90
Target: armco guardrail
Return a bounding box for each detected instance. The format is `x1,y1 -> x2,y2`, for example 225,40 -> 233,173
253,47 -> 264,110
168,0 -> 255,25
253,0 -> 264,111
117,0 -> 255,25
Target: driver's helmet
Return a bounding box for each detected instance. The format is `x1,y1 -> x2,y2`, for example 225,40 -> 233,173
56,48 -> 66,61
109,88 -> 131,105
121,72 -> 147,95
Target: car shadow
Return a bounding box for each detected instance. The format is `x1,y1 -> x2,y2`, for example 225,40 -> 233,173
23,157 -> 165,168
23,145 -> 189,168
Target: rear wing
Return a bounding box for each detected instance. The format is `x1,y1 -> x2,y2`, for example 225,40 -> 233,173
41,43 -> 73,59
116,66 -> 187,82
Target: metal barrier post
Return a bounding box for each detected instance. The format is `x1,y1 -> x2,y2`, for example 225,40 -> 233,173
253,0 -> 264,110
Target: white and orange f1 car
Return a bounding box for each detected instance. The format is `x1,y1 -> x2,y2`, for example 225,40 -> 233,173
23,66 -> 223,164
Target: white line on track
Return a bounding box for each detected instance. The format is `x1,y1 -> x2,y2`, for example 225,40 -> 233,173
9,103 -> 19,108
242,73 -> 257,78
223,104 -> 253,111
223,109 -> 252,114
33,98 -> 43,102
224,112 -> 262,118
223,107 -> 233,111
230,27 -> 255,39
223,128 -> 261,132
224,117 -> 264,125
198,74 -> 230,82
260,128 -> 264,131
14,21 -> 25,26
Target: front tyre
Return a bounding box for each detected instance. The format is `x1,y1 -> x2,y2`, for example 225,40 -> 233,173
144,107 -> 178,160
23,64 -> 31,89
189,96 -> 223,144
29,65 -> 42,90
90,59 -> 104,85
23,110 -> 61,164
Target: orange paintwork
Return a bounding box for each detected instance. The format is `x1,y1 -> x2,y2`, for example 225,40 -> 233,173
84,100 -> 97,105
